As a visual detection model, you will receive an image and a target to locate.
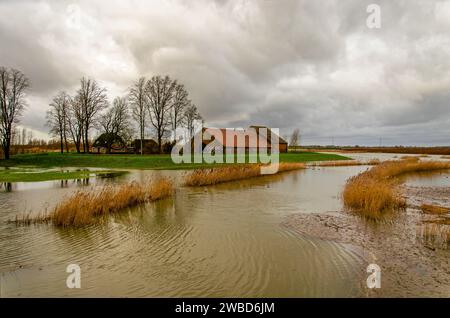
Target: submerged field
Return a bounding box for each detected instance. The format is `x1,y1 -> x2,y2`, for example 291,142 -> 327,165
1,152 -> 450,297
0,152 -> 349,182
0,167 -> 127,182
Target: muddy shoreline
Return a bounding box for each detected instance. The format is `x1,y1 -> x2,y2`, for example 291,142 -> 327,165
282,184 -> 450,297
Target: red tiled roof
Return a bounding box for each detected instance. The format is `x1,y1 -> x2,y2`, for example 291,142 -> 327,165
201,127 -> 287,148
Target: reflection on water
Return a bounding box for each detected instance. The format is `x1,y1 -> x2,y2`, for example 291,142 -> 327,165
0,178 -> 93,192
0,166 -> 372,297
1,183 -> 12,192
404,170 -> 450,188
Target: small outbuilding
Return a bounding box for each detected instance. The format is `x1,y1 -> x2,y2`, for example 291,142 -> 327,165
133,139 -> 159,154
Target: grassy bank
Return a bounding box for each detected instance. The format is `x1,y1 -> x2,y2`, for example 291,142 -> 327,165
343,158 -> 450,219
0,152 -> 349,170
0,168 -> 127,183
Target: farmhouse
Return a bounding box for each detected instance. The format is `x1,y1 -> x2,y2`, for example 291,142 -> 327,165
197,125 -> 288,153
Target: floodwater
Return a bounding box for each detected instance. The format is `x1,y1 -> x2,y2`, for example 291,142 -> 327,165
0,153 -> 447,297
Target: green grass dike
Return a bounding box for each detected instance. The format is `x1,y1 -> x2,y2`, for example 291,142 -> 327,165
0,151 -> 350,182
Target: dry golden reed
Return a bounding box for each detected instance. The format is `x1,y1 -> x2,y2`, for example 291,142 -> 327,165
184,162 -> 305,186
16,178 -> 173,227
421,204 -> 450,215
343,158 -> 450,219
418,222 -> 450,245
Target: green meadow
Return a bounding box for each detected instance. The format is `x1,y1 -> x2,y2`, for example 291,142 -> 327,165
0,151 -> 350,182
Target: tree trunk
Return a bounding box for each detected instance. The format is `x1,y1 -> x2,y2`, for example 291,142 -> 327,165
60,132 -> 64,154
81,132 -> 85,153
63,131 -> 69,153
158,135 -> 162,154
140,125 -> 144,155
84,129 -> 89,153
173,120 -> 177,142
3,141 -> 10,160
75,138 -> 81,153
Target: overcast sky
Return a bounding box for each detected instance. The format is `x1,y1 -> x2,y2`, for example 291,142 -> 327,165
1,0 -> 450,146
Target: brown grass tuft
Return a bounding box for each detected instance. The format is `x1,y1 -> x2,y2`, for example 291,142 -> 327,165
418,222 -> 450,246
343,159 -> 450,219
421,204 -> 450,215
16,178 -> 174,227
400,155 -> 418,160
184,162 -> 305,186
343,175 -> 406,219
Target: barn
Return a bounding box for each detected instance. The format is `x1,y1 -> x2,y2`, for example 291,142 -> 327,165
198,125 -> 288,153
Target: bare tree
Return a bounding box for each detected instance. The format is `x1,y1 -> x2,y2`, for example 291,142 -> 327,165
99,97 -> 130,137
76,77 -> 108,153
21,127 -> 27,146
129,77 -> 147,155
184,104 -> 202,138
11,127 -> 19,146
289,128 -> 300,147
170,83 -> 190,141
145,75 -> 177,153
47,91 -> 70,153
0,67 -> 30,159
27,130 -> 33,145
67,95 -> 84,153
97,97 -> 130,153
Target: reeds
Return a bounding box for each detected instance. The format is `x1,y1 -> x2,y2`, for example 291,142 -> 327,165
184,162 -> 305,186
15,178 -> 174,227
343,158 -> 450,219
343,175 -> 406,219
421,204 -> 450,215
418,222 -> 450,246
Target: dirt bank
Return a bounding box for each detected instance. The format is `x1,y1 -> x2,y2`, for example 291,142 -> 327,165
283,185 -> 450,297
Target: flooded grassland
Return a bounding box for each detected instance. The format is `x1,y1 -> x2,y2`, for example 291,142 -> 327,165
0,153 -> 449,297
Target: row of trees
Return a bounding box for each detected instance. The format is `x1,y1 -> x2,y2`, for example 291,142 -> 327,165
11,127 -> 35,146
47,75 -> 203,154
0,65 -> 204,159
128,75 -> 202,154
0,67 -> 30,159
46,78 -> 108,154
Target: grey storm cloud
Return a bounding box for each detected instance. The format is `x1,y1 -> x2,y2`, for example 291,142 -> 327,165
1,0 -> 449,145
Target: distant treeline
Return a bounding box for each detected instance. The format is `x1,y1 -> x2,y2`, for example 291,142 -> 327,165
300,146 -> 450,155
341,146 -> 450,155
1,64 -> 204,160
